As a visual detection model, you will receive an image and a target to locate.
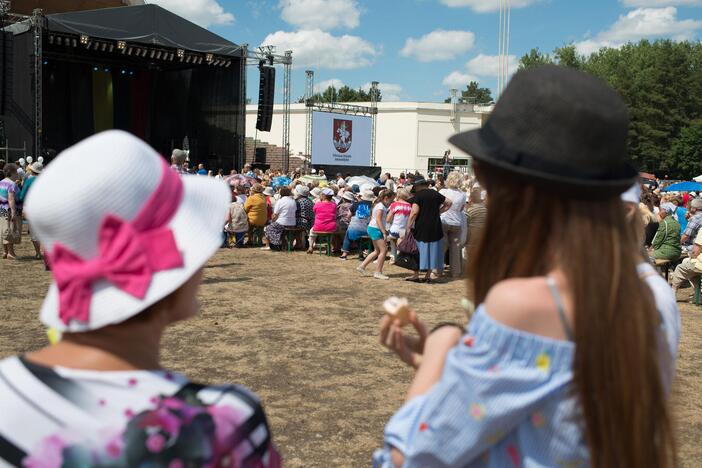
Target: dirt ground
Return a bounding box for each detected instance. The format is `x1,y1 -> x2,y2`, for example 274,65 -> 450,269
1,240 -> 701,467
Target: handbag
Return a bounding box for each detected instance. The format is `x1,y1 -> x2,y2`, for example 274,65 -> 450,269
5,213 -> 21,244
398,230 -> 418,255
394,252 -> 419,271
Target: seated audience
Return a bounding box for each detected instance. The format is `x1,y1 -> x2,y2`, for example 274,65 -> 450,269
264,187 -> 297,251
307,188 -> 339,254
339,190 -> 374,260
651,202 -> 682,262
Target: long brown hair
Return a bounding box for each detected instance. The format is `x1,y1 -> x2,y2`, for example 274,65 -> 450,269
468,163 -> 676,468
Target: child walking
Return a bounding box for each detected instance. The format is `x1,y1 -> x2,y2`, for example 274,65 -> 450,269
358,189 -> 395,280
386,188 -> 412,263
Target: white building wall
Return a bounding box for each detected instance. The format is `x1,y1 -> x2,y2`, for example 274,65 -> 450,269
245,102 -> 487,175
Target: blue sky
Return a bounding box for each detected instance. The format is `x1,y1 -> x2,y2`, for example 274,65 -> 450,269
148,0 -> 702,103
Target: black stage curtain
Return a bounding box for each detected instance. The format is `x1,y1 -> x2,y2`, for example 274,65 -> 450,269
2,31 -> 34,157
40,58 -> 243,172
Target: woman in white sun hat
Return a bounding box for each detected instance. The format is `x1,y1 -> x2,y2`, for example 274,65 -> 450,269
0,131 -> 281,467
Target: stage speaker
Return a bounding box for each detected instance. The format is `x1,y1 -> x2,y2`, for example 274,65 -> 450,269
256,66 -> 275,132
0,32 -> 13,116
254,147 -> 267,164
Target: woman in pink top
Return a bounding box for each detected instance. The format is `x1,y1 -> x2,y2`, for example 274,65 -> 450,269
307,188 -> 338,253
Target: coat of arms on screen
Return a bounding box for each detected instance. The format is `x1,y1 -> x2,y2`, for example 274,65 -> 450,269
333,119 -> 353,153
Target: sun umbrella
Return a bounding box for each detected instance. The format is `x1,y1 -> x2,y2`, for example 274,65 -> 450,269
224,174 -> 256,187
299,175 -> 328,186
693,175 -> 702,183
347,175 -> 379,187
271,176 -> 292,189
661,181 -> 702,192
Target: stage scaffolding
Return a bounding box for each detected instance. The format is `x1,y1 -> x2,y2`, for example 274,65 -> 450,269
303,70 -> 379,168
245,45 -> 293,173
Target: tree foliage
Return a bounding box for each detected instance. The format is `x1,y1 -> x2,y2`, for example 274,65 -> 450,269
517,40 -> 702,178
444,81 -> 493,104
298,85 -> 381,103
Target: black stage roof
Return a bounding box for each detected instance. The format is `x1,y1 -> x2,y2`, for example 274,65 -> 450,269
46,4 -> 243,57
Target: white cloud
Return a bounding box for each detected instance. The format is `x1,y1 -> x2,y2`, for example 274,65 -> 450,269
315,78 -> 344,92
279,0 -> 361,30
466,53 -> 518,77
575,7 -> 702,55
621,0 -> 702,6
439,0 -> 539,13
362,82 -> 403,101
145,0 -> 234,28
400,30 -> 475,62
261,29 -> 379,69
442,71 -> 480,89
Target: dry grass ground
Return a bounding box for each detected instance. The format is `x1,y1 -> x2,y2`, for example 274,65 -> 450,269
1,241 -> 701,467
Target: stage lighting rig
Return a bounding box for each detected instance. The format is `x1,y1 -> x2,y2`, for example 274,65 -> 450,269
80,34 -> 89,46
117,41 -> 126,53
177,49 -> 185,60
206,53 -> 214,64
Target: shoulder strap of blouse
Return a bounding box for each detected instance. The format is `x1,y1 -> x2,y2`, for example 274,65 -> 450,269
545,277 -> 574,341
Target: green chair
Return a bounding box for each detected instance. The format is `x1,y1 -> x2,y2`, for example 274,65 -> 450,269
284,228 -> 305,252
251,227 -> 265,247
358,236 -> 372,260
315,232 -> 335,256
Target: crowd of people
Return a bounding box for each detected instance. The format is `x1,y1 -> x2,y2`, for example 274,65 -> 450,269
0,66 -> 687,467
0,156 -> 44,260
170,148 -> 490,283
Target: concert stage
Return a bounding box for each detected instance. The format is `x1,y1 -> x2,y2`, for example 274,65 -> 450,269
1,4 -> 246,171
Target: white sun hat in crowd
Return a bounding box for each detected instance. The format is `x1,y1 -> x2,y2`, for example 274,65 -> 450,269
295,185 -> 310,198
342,191 -> 356,202
263,187 -> 275,197
620,183 -> 641,204
24,130 -> 229,332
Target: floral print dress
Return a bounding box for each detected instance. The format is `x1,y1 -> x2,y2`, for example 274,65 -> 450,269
0,356 -> 280,468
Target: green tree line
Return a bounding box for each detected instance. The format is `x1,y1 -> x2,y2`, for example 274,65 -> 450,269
518,40 -> 702,179
298,85 -> 381,104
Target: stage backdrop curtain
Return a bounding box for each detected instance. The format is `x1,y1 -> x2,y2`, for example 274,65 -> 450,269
92,70 -> 114,133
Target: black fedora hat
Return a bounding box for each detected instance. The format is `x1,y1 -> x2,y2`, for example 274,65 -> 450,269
449,65 -> 638,198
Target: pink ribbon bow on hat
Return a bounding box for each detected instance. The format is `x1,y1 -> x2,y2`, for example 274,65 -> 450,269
49,161 -> 184,326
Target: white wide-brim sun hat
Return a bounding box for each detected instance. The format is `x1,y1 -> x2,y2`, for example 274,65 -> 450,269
24,130 -> 230,333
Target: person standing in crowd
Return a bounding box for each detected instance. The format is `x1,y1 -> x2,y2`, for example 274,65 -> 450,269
307,188 -> 338,254
651,202 -> 681,262
1,163 -> 21,259
225,188 -> 249,247
295,185 -> 314,249
375,66 -> 677,468
641,191 -> 660,247
18,161 -> 43,259
263,186 -> 276,219
0,131 -> 280,467
382,173 -> 396,192
465,187 -> 487,255
339,190 -> 374,261
263,187 -> 297,251
405,178 -> 452,283
681,198 -> 702,253
170,149 -> 188,174
386,189 -> 412,262
440,172 -> 468,278
358,190 -> 395,280
196,164 -> 207,176
671,196 -> 687,235
215,169 -> 224,181
245,184 -> 268,246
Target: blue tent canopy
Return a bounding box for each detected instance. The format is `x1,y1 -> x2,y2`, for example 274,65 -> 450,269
662,181 -> 702,192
